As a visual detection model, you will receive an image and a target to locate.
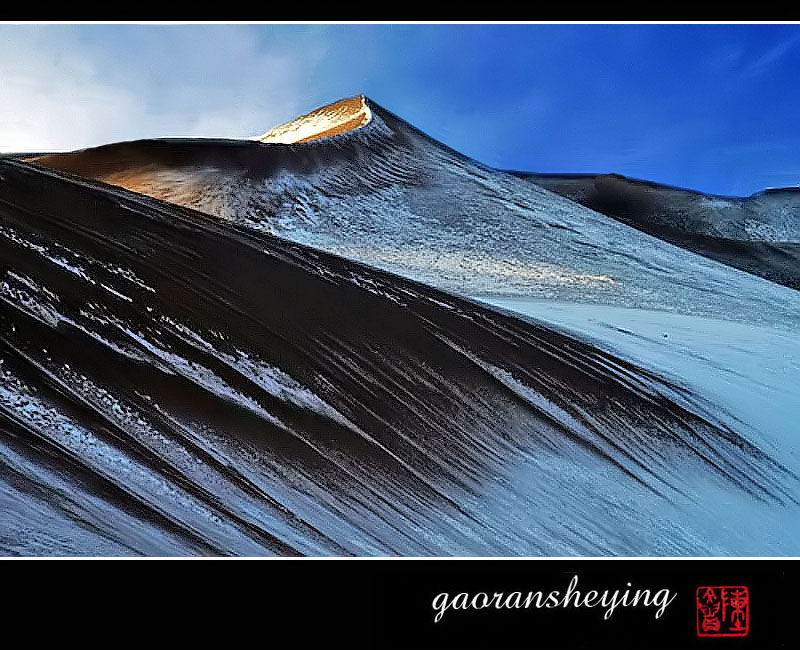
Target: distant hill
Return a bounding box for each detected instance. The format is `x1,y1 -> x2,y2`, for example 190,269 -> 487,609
514,172 -> 800,289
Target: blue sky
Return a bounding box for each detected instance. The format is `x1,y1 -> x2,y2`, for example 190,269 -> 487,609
1,23 -> 799,196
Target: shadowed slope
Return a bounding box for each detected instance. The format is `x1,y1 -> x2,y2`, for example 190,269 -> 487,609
2,160 -> 796,555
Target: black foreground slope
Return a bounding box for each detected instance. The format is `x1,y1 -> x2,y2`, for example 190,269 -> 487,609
0,160 -> 795,555
517,173 -> 800,289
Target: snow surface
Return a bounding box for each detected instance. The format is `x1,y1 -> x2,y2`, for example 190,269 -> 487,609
474,297 -> 800,554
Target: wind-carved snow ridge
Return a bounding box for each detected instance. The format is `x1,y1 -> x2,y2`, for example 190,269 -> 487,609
162,316 -> 364,433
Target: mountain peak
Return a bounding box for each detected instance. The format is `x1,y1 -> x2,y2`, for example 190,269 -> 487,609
256,95 -> 372,144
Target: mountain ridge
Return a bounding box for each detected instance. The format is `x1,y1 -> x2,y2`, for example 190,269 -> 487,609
20,96 -> 800,324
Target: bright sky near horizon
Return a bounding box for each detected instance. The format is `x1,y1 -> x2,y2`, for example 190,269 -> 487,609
1,23 -> 799,196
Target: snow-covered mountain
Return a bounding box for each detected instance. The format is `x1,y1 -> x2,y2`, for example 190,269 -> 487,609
3,96 -> 798,556
28,96 -> 800,327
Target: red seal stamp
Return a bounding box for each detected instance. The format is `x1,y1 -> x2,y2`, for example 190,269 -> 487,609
696,586 -> 749,637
